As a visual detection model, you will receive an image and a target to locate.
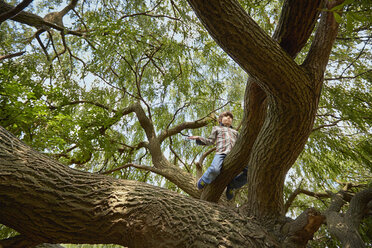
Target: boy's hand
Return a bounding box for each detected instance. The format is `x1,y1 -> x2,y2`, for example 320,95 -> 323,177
188,136 -> 200,140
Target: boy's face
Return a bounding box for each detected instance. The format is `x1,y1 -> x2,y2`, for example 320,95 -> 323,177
221,115 -> 233,126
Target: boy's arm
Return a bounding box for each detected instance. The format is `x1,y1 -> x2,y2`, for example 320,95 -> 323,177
192,127 -> 217,146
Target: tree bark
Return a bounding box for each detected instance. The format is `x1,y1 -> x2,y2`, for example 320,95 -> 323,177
325,188 -> 372,248
188,0 -> 341,221
0,0 -> 82,36
201,0 -> 325,205
0,126 -> 280,247
0,0 -> 33,24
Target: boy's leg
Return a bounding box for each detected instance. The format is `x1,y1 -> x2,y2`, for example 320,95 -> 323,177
226,166 -> 248,200
227,166 -> 248,189
200,153 -> 226,184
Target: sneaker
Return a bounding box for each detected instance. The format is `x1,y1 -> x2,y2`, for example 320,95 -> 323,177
226,186 -> 234,200
197,178 -> 206,189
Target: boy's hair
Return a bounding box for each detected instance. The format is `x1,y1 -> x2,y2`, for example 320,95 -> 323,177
218,111 -> 234,122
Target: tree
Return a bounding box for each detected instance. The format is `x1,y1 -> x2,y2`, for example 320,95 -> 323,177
0,0 -> 371,247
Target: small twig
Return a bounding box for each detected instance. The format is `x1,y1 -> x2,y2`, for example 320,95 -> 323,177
119,1 -> 180,22
325,69 -> 371,81
166,102 -> 191,130
0,51 -> 25,61
195,147 -> 216,179
312,119 -> 343,132
49,100 -> 114,112
169,137 -> 190,172
340,38 -> 370,78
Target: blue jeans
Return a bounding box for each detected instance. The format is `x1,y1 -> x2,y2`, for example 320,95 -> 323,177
200,153 -> 248,189
227,166 -> 248,190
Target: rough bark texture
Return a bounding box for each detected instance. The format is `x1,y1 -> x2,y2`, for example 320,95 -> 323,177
281,208 -> 325,247
324,188 -> 372,248
0,0 -> 33,24
0,127 -> 279,248
192,0 -> 331,221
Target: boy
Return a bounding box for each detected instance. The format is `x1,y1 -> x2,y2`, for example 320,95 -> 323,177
188,111 -> 248,200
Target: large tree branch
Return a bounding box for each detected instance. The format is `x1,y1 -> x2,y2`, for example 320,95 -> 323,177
0,234 -> 40,248
50,100 -> 203,198
272,0 -> 325,58
48,100 -> 200,196
283,186 -> 371,247
302,0 -> 344,88
158,116 -> 213,143
131,104 -> 203,196
199,0 -> 325,204
282,208 -> 325,247
324,188 -> 369,248
346,187 -> 372,229
0,0 -> 33,24
0,126 -> 280,247
186,0 -> 311,103
0,0 -> 82,36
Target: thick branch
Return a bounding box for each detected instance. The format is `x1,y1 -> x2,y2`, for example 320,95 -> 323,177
272,0 -> 324,57
198,0 -> 325,206
0,0 -> 82,36
324,188 -> 368,248
133,102 -> 156,141
0,234 -> 40,248
0,126 -> 279,247
346,187 -> 372,229
158,116 -> 213,143
282,208 -> 325,247
0,0 -> 33,24
186,0 -> 311,102
303,0 -> 344,87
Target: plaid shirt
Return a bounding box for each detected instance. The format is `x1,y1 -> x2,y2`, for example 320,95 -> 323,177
196,125 -> 239,154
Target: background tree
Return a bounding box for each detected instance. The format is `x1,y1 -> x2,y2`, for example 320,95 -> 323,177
0,0 -> 371,247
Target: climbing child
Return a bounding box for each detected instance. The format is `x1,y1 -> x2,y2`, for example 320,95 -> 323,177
188,111 -> 248,200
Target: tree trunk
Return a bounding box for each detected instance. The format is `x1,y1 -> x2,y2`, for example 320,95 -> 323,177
187,0 -> 341,221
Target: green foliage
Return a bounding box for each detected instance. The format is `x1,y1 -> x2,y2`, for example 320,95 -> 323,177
285,0 -> 372,203
1,0 -> 244,181
0,224 -> 18,239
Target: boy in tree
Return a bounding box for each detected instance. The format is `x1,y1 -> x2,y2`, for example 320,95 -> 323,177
188,111 -> 248,200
